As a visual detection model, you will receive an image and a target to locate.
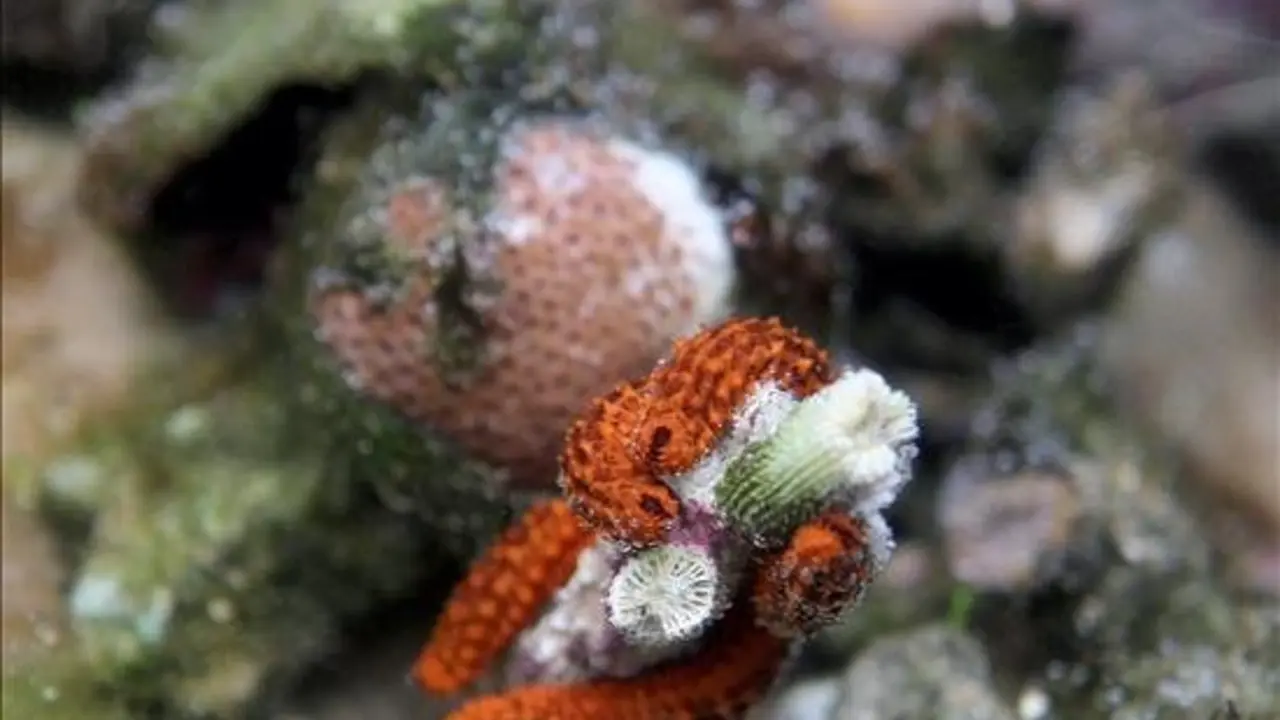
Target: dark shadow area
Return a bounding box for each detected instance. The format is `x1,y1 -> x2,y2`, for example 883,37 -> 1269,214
136,83 -> 356,320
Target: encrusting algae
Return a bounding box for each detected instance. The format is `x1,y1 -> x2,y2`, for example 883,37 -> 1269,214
413,317 -> 920,718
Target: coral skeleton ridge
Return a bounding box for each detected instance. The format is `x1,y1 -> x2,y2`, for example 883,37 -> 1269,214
414,317 -> 920,718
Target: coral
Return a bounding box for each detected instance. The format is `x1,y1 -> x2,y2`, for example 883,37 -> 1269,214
559,317 -> 833,546
752,510 -> 886,636
313,114 -> 736,490
645,317 -> 836,468
443,596 -> 789,720
413,499 -> 595,693
716,366 -> 919,543
418,317 -> 920,718
606,543 -> 725,646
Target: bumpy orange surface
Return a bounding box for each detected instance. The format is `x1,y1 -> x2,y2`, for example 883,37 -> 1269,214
442,595 -> 789,720
413,499 -> 595,693
559,317 -> 833,546
753,510 -> 877,636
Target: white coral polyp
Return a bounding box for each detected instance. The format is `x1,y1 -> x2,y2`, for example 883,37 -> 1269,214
783,367 -> 919,513
606,543 -> 722,647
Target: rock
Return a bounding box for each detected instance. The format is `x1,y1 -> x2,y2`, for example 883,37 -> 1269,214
1100,179 -> 1280,592
938,462 -> 1083,592
834,624 -> 1018,720
976,328 -> 1212,575
1,496 -> 66,666
1002,72 -> 1181,329
76,0 -> 545,234
51,378 -> 449,718
1,495 -> 131,720
822,14 -> 1074,243
0,0 -> 153,74
1,117 -> 178,467
751,676 -> 841,720
938,324 -> 1279,718
1049,569 -> 1280,718
1062,0 -> 1279,135
931,328 -> 1222,694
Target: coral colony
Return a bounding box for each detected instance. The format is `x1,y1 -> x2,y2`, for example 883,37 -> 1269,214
413,317 -> 920,718
313,118 -> 737,489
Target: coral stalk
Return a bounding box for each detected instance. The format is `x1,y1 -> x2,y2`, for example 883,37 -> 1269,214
559,381 -> 684,546
413,499 -> 595,693
442,597 -> 790,720
559,317 -> 833,547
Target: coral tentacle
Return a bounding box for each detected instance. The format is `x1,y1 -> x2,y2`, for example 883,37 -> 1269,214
442,599 -> 790,720
413,499 -> 596,694
752,510 -> 877,636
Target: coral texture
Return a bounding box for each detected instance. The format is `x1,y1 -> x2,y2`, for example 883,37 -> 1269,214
314,120 -> 736,488
415,316 -> 919,718
442,596 -> 789,720
559,317 -> 834,545
413,499 -> 595,693
752,510 -> 880,636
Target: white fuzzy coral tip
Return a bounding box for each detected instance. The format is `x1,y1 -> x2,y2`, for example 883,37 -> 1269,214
801,367 -> 920,511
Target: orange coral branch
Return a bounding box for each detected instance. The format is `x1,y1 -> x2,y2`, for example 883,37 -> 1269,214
752,510 -> 876,636
442,598 -> 790,720
641,317 -> 833,473
559,318 -> 833,546
559,381 -> 683,546
413,499 -> 596,694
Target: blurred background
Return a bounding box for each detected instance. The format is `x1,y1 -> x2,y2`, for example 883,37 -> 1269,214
2,1 -> 1277,718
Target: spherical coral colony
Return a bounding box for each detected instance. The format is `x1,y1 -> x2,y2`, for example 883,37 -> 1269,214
312,116 -> 736,490
414,317 -> 919,718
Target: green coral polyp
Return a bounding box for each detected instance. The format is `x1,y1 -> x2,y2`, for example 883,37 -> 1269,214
715,368 -> 919,544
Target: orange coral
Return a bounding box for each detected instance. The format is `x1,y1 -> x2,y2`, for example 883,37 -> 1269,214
752,510 -> 878,636
414,318 -> 894,718
442,594 -> 790,720
558,380 -> 683,546
413,499 -> 595,693
559,317 -> 834,546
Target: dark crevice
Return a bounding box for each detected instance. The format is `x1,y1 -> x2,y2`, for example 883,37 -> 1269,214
137,83 -> 357,320
0,62 -> 124,120
1198,131 -> 1280,235
850,239 -> 1037,352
